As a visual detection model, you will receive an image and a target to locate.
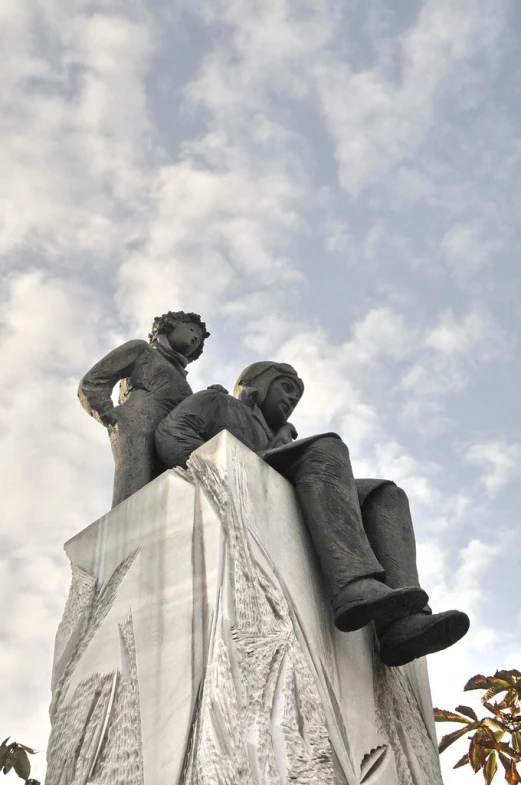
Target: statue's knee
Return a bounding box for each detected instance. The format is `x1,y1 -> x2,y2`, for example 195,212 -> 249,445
379,481 -> 409,507
309,436 -> 348,460
300,437 -> 350,477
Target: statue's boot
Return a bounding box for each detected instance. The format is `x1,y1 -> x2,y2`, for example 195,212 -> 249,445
377,610 -> 470,666
333,578 -> 428,632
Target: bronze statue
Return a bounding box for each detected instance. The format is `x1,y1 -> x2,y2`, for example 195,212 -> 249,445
155,360 -> 469,666
79,311 -> 211,507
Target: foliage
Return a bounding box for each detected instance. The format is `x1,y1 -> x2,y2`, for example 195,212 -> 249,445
0,739 -> 39,784
434,669 -> 521,784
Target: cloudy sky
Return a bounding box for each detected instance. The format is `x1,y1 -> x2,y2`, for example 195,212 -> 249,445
1,0 -> 520,781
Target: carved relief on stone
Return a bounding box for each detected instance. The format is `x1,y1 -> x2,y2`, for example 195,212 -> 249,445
46,553 -> 143,785
183,451 -> 338,785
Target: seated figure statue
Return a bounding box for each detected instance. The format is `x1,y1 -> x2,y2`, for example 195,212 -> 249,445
79,311 -> 214,508
155,360 -> 469,666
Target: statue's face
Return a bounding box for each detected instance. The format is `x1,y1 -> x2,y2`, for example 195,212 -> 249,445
167,322 -> 204,357
260,375 -> 302,429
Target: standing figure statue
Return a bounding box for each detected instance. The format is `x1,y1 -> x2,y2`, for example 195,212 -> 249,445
79,311 -> 211,508
155,361 -> 470,666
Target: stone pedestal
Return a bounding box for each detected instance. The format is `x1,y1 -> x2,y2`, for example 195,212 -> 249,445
46,430 -> 443,785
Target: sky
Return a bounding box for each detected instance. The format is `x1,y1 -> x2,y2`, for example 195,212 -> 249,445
1,0 -> 520,782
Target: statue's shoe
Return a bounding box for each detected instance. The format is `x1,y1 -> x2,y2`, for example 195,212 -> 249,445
333,579 -> 429,632
378,610 -> 470,667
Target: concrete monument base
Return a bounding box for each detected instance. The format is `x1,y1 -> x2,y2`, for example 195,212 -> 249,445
46,430 -> 443,785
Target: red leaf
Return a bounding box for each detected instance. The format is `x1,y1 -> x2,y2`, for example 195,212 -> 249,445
434,708 -> 470,724
496,671 -> 517,685
456,705 -> 479,722
454,753 -> 470,769
466,675 -> 494,691
498,742 -> 520,758
506,760 -> 521,784
439,725 -> 477,754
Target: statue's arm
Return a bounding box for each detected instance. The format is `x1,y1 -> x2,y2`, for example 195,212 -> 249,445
155,390 -> 222,469
78,339 -> 149,425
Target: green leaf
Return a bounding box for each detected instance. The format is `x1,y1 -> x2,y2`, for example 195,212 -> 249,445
434,708 -> 470,724
484,751 -> 498,785
456,705 -> 479,722
485,681 -> 514,702
0,744 -> 8,768
439,724 -> 477,753
469,734 -> 482,773
14,747 -> 31,779
0,739 -> 9,747
513,732 -> 521,753
505,689 -> 520,707
483,718 -> 508,734
453,753 -> 470,769
478,725 -> 499,745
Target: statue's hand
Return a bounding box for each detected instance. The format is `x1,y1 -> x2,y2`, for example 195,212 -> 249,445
207,384 -> 229,394
99,408 -> 120,428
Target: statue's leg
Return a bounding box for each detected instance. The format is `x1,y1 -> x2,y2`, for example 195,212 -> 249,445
287,437 -> 384,589
280,437 -> 428,631
108,422 -> 156,508
361,483 -> 470,664
360,482 -> 429,609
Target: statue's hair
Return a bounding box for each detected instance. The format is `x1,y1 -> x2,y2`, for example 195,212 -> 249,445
148,311 -> 210,362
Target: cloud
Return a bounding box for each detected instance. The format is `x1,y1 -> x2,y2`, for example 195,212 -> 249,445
398,308 -> 508,433
465,440 -> 521,497
0,2 -> 156,261
0,270 -> 120,780
441,220 -> 505,279
314,0 -> 506,196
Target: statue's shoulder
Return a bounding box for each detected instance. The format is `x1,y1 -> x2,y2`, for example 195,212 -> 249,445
120,338 -> 150,352
188,388 -> 233,406
174,389 -> 240,416
105,338 -> 150,359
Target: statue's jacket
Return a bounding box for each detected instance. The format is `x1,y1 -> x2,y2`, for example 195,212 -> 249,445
79,339 -> 193,506
155,390 -> 385,507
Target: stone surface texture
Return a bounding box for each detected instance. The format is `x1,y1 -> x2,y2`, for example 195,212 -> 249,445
47,431 -> 443,785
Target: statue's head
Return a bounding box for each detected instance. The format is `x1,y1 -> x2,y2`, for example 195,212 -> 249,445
233,361 -> 304,429
149,311 -> 210,361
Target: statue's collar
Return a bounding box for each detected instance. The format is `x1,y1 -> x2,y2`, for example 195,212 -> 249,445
252,404 -> 275,440
150,335 -> 189,376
